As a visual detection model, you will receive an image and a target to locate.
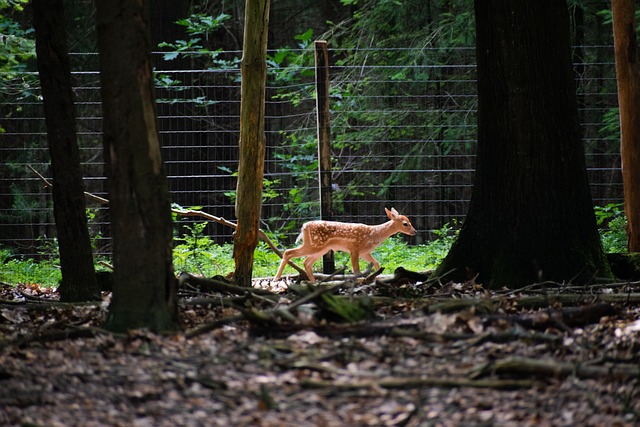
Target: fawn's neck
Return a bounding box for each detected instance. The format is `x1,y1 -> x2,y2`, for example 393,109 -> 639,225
369,220 -> 396,244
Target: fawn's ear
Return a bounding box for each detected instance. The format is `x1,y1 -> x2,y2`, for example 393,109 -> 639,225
386,207 -> 397,219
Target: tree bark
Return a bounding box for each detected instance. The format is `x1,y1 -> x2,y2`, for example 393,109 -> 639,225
315,40 -> 335,275
32,0 -> 100,302
435,0 -> 612,288
611,0 -> 640,252
96,0 -> 179,332
233,0 -> 271,287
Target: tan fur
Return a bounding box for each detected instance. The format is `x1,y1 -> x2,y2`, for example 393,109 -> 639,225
274,207 -> 417,282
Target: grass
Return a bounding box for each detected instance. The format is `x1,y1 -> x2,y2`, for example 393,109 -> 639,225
172,229 -> 455,279
0,225 -> 456,287
0,249 -> 62,286
0,209 -> 627,287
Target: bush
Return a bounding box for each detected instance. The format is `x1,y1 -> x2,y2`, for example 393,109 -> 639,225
595,204 -> 628,253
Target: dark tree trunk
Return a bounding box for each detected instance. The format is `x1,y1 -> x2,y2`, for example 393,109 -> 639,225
149,0 -> 190,64
612,0 -> 640,252
97,0 -> 179,332
233,0 -> 270,287
32,0 -> 100,302
435,0 -> 612,288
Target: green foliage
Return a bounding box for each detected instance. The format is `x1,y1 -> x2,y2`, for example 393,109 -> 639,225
177,13 -> 231,36
0,21 -> 34,79
173,222 -> 235,276
0,0 -> 35,85
1,218 -> 461,287
0,247 -> 61,287
594,203 -> 624,226
218,166 -> 281,205
601,216 -> 628,254
0,206 -> 109,287
595,204 -> 628,253
85,208 -> 104,253
0,0 -> 37,135
158,13 -> 230,61
154,3 -> 480,229
156,11 -> 239,108
596,6 -> 640,31
178,221 -> 458,278
252,241 -> 285,275
261,2 -> 478,220
598,107 -> 621,143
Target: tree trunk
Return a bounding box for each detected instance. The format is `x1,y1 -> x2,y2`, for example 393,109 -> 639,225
611,0 -> 640,252
233,0 -> 270,287
32,0 -> 100,302
435,0 -> 612,289
96,0 -> 179,332
315,40 -> 335,275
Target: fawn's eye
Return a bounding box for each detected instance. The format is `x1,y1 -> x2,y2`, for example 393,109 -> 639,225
403,222 -> 409,227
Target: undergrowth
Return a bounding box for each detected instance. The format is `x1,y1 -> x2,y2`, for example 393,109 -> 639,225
171,223 -> 458,279
0,207 -> 628,287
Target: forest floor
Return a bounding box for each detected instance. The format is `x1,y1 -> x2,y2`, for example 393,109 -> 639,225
1,273 -> 639,427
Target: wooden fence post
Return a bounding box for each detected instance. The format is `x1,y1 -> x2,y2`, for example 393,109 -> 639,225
314,40 -> 334,275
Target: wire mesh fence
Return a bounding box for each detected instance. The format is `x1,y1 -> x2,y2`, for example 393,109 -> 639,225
0,46 -> 622,257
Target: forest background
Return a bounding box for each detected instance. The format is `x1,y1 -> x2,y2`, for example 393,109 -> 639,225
1,1 -> 640,425
0,0 -> 628,281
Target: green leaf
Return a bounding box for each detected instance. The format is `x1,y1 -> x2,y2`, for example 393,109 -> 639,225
294,28 -> 313,43
163,51 -> 179,61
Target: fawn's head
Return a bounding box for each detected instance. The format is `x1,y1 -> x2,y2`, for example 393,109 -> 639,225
386,207 -> 417,236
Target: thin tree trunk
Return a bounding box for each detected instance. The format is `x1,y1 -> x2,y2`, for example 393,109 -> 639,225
233,0 -> 270,287
97,0 -> 179,332
32,0 -> 100,302
315,40 -> 335,275
611,0 -> 640,252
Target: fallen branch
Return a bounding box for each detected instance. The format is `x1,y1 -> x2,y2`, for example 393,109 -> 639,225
498,279 -> 640,297
184,314 -> 246,339
502,293 -> 640,309
301,376 -> 538,391
370,293 -> 640,312
286,282 -> 346,311
0,326 -> 127,351
462,329 -> 562,347
470,356 -> 640,381
485,302 -> 619,331
178,272 -> 276,296
180,295 -> 249,308
185,280 -> 352,338
377,266 -> 431,284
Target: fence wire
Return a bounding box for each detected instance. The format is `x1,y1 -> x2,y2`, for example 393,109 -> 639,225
0,46 -> 622,257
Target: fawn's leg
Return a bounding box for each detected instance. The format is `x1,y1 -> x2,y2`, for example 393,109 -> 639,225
361,252 -> 381,272
274,245 -> 313,280
349,252 -> 362,276
303,253 -> 322,282
274,251 -> 292,280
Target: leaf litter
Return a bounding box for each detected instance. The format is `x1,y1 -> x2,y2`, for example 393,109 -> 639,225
0,276 -> 639,426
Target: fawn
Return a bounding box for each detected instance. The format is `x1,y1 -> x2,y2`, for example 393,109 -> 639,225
274,207 -> 417,282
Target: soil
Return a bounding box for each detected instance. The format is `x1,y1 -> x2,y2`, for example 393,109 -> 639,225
1,277 -> 639,427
